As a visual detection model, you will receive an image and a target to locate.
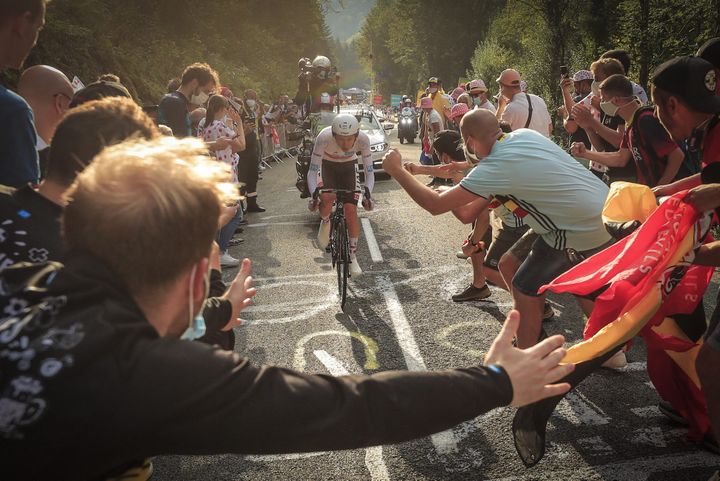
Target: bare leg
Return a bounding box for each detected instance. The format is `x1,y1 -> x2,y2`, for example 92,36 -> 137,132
345,203 -> 359,238
514,291 -> 546,348
498,252 -> 522,297
319,193 -> 335,219
484,266 -> 509,291
470,252 -> 487,288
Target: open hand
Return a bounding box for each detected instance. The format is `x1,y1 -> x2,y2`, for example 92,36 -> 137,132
484,310 -> 573,407
221,258 -> 257,331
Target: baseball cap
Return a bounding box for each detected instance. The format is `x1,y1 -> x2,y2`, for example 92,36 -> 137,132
697,37 -> 720,69
652,56 -> 720,113
448,103 -> 469,120
496,69 -> 521,86
467,79 -> 487,93
420,97 -> 433,108
428,76 -> 439,84
69,80 -> 132,108
572,70 -> 593,82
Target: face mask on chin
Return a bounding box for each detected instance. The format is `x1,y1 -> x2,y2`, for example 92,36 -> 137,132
191,89 -> 210,105
428,87 -> 438,94
246,99 -> 256,109
181,261 -> 211,341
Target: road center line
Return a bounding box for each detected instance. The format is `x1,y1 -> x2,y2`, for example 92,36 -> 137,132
313,350 -> 391,481
376,275 -> 458,455
361,218 -> 384,263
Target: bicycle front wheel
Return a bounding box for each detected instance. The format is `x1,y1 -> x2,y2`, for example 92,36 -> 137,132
335,217 -> 349,309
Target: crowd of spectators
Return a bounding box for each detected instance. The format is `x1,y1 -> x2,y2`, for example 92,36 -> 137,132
1,0 -> 720,479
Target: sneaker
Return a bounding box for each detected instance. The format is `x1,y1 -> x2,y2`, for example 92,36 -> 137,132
317,220 -> 331,250
601,350 -> 628,369
657,400 -> 688,426
452,284 -> 491,302
456,250 -> 469,259
228,238 -> 245,247
238,219 -> 248,226
349,254 -> 362,277
542,302 -> 555,321
220,251 -> 240,267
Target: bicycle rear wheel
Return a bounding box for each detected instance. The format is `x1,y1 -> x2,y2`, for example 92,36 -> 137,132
335,217 -> 349,309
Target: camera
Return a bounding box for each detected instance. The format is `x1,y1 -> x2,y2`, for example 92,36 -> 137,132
560,65 -> 569,78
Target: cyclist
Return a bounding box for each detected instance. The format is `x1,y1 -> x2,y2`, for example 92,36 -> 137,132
308,113 -> 374,277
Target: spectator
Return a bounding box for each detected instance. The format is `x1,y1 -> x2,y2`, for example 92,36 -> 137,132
600,49 -> 648,103
166,77 -> 181,93
17,65 -> 74,178
0,0 -> 48,187
158,62 -> 219,138
571,57 -> 632,182
0,135 -> 574,480
189,107 -> 206,137
495,69 -> 552,137
384,109 -> 613,350
68,78 -> 132,108
426,76 -> 451,128
0,97 -> 159,271
456,92 -> 473,109
239,113 -> 265,213
467,79 -> 496,114
571,74 -> 685,187
649,55 -> 720,456
419,96 -> 442,185
559,69 -> 593,150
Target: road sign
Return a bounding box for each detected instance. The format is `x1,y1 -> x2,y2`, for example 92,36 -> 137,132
390,94 -> 402,107
373,94 -> 383,105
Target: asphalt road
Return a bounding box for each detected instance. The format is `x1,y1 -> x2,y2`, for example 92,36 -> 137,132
153,125 -> 719,480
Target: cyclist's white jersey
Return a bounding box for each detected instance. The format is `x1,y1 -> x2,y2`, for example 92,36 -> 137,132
308,126 -> 375,194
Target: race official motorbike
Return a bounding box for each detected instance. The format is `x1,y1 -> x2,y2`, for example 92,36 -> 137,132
397,107 -> 417,144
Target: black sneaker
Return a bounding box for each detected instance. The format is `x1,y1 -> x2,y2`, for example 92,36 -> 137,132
452,284 -> 491,302
542,302 -> 555,321
658,400 -> 688,426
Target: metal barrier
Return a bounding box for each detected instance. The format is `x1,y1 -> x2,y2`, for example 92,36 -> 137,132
260,121 -> 303,167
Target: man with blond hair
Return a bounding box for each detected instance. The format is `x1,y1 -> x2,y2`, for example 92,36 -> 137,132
1,136 -> 575,480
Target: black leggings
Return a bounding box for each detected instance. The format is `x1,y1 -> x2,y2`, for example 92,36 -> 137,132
238,133 -> 259,194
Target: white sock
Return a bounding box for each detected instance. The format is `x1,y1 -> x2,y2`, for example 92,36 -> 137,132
350,237 -> 358,255
321,216 -> 330,223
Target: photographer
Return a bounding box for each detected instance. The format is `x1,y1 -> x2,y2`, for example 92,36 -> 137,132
294,55 -> 339,116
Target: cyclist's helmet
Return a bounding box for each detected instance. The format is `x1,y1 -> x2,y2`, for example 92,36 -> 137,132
331,113 -> 360,136
312,56 -> 332,69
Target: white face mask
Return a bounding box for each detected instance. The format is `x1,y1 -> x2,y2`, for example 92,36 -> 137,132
181,261 -> 211,341
246,99 -> 256,109
463,138 -> 481,164
191,90 -> 210,105
429,87 -> 438,94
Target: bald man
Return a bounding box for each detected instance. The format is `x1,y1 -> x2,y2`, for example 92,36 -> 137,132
495,69 -> 552,137
18,65 -> 74,150
383,109 -> 614,353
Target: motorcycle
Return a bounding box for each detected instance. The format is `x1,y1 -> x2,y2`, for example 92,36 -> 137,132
397,107 -> 417,144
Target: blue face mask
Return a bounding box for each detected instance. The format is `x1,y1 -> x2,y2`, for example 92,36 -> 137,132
181,262 -> 210,341
473,97 -> 482,107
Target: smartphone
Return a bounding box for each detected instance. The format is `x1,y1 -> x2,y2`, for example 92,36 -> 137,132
560,65 -> 569,79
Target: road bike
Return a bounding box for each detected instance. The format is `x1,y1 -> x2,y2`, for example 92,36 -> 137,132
319,188 -> 361,310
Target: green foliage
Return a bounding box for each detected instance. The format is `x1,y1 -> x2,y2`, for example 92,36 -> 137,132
22,0 -> 333,104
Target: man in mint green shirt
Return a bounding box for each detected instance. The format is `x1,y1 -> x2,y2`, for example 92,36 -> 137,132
383,109 -> 612,349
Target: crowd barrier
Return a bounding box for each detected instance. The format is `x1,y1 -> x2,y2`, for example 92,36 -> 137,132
260,121 -> 302,169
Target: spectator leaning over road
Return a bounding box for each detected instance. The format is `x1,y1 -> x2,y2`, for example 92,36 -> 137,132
0,97 -> 159,271
467,79 -> 496,114
0,135 -> 576,481
571,74 -> 686,188
158,62 -> 219,138
600,49 -> 648,104
495,69 -> 552,137
17,65 -> 74,178
645,55 -> 720,456
383,109 -> 615,353
558,69 -> 593,151
0,0 -> 48,187
571,57 -> 633,183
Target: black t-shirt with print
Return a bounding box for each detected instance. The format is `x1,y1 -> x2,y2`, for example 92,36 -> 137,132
0,184 -> 63,271
597,112 -> 636,182
0,255 -> 512,481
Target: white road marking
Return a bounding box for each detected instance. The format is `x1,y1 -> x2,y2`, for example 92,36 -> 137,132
246,220 -> 317,228
376,275 -> 458,455
241,280 -> 337,326
361,218 -> 384,263
553,391 -> 610,426
313,350 -> 391,481
620,361 -> 647,372
631,406 -> 662,419
485,451 -> 719,481
245,452 -> 329,462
